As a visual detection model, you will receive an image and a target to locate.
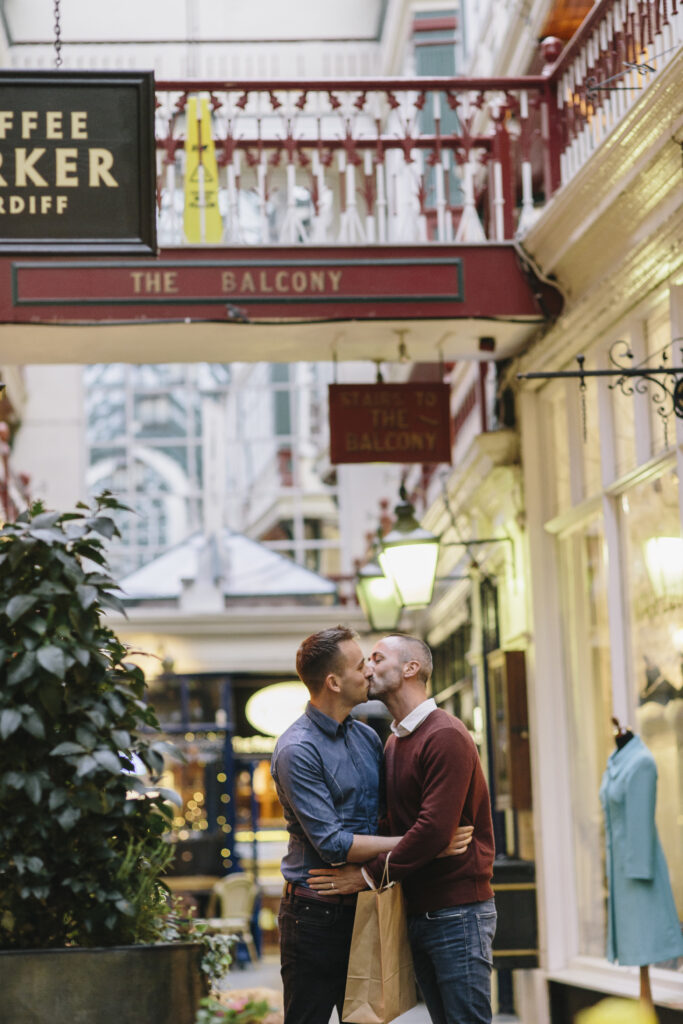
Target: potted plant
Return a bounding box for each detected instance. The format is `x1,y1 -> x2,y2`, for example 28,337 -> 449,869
0,493 -> 211,1024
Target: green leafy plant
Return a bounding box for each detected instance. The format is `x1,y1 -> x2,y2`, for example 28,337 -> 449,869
0,493 -> 180,949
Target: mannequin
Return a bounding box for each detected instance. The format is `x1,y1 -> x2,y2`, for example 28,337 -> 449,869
600,719 -> 683,1010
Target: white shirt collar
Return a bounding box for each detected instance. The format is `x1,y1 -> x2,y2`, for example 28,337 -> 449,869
391,698 -> 437,737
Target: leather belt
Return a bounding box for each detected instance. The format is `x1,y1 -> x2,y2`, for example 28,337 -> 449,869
283,881 -> 357,906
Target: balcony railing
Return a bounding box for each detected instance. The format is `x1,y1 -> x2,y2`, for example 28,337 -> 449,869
552,0 -> 683,184
153,0 -> 682,248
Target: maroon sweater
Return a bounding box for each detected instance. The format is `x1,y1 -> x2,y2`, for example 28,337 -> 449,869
368,708 -> 495,914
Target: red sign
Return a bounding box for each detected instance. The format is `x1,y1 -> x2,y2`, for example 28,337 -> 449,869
0,244 -> 555,323
329,383 -> 452,464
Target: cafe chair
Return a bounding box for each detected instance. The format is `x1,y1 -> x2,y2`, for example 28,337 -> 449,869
197,873 -> 259,963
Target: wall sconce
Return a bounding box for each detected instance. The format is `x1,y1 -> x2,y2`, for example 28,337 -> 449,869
355,553 -> 403,631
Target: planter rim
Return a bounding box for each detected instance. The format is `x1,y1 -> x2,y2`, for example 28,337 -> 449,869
0,940 -> 203,956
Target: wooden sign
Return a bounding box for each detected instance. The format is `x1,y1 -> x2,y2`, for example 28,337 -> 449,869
329,382 -> 452,464
0,70 -> 156,254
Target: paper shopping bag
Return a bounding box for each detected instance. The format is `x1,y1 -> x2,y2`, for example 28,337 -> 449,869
342,859 -> 416,1024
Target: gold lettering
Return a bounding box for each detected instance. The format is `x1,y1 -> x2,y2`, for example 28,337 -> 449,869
0,155 -> 6,187
292,271 -> 307,292
145,273 -> 162,293
241,272 -> 255,293
346,433 -> 358,451
163,272 -> 178,294
45,111 -> 63,139
55,148 -> 79,187
130,271 -> 144,294
0,112 -> 13,139
88,148 -> 118,187
9,195 -> 24,214
370,409 -> 410,429
71,112 -> 88,139
309,270 -> 325,291
40,195 -> 52,213
15,148 -> 47,187
328,270 -> 342,292
21,111 -> 38,139
221,271 -> 236,292
56,195 -> 68,214
259,271 -> 273,293
275,271 -> 289,292
0,198 -> 4,212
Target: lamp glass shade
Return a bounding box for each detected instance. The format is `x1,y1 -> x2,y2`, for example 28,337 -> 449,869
379,538 -> 440,607
378,497 -> 440,607
356,559 -> 403,631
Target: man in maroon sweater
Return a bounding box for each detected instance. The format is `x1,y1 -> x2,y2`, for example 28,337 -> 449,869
309,633 -> 496,1024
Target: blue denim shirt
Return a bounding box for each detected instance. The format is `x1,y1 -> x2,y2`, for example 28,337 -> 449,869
271,702 -> 383,884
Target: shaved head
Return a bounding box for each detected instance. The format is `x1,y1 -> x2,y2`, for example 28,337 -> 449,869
383,634 -> 433,684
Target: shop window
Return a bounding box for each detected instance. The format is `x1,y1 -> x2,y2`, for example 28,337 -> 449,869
559,514 -> 613,958
622,466 -> 683,954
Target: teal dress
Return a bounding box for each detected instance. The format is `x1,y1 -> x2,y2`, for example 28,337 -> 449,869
599,734 -> 683,966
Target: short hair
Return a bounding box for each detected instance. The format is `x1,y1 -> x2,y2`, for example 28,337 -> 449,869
296,625 -> 358,695
384,633 -> 433,684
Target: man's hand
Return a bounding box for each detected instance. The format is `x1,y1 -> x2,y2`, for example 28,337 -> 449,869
436,824 -> 473,859
307,864 -> 366,894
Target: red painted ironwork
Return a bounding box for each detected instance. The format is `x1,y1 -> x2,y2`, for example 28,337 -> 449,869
151,0 -> 678,251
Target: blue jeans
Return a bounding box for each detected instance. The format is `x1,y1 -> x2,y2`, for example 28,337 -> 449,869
278,894 -> 356,1024
408,897 -> 497,1024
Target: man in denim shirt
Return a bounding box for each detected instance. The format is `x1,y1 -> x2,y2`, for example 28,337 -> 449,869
271,626 -> 399,1024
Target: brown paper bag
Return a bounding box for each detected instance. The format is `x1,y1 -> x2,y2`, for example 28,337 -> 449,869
342,854 -> 417,1024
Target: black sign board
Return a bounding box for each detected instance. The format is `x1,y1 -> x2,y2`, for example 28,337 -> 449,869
0,70 -> 156,255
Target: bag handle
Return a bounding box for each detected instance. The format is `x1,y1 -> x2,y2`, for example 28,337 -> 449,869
379,850 -> 394,891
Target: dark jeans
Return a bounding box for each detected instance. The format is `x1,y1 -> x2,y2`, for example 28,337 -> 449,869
408,897 -> 497,1024
278,893 -> 357,1024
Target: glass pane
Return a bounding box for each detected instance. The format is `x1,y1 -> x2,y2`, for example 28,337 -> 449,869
541,384 -> 570,517
623,466 -> 683,961
559,515 -> 612,957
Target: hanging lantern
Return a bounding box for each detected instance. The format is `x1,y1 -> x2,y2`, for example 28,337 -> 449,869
379,489 -> 440,608
355,556 -> 403,631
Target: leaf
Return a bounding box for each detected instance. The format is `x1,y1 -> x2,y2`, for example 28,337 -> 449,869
0,709 -> 22,740
50,741 -> 86,756
24,775 -> 42,804
6,594 -> 38,623
36,645 -> 66,679
75,726 -> 96,750
93,749 -> 122,774
30,511 -> 61,529
85,516 -> 117,539
57,806 -> 81,831
21,712 -> 45,740
48,788 -> 68,811
24,615 -> 47,636
111,730 -> 130,748
3,771 -> 24,790
30,528 -> 67,544
75,755 -> 98,777
75,584 -> 98,609
73,647 -> 91,667
153,786 -> 183,808
26,856 -> 44,873
98,592 -> 127,616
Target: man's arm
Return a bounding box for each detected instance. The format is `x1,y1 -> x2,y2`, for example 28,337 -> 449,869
364,727 -> 476,883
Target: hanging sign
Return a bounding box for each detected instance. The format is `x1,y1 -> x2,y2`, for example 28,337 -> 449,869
0,70 -> 156,254
329,382 -> 452,464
